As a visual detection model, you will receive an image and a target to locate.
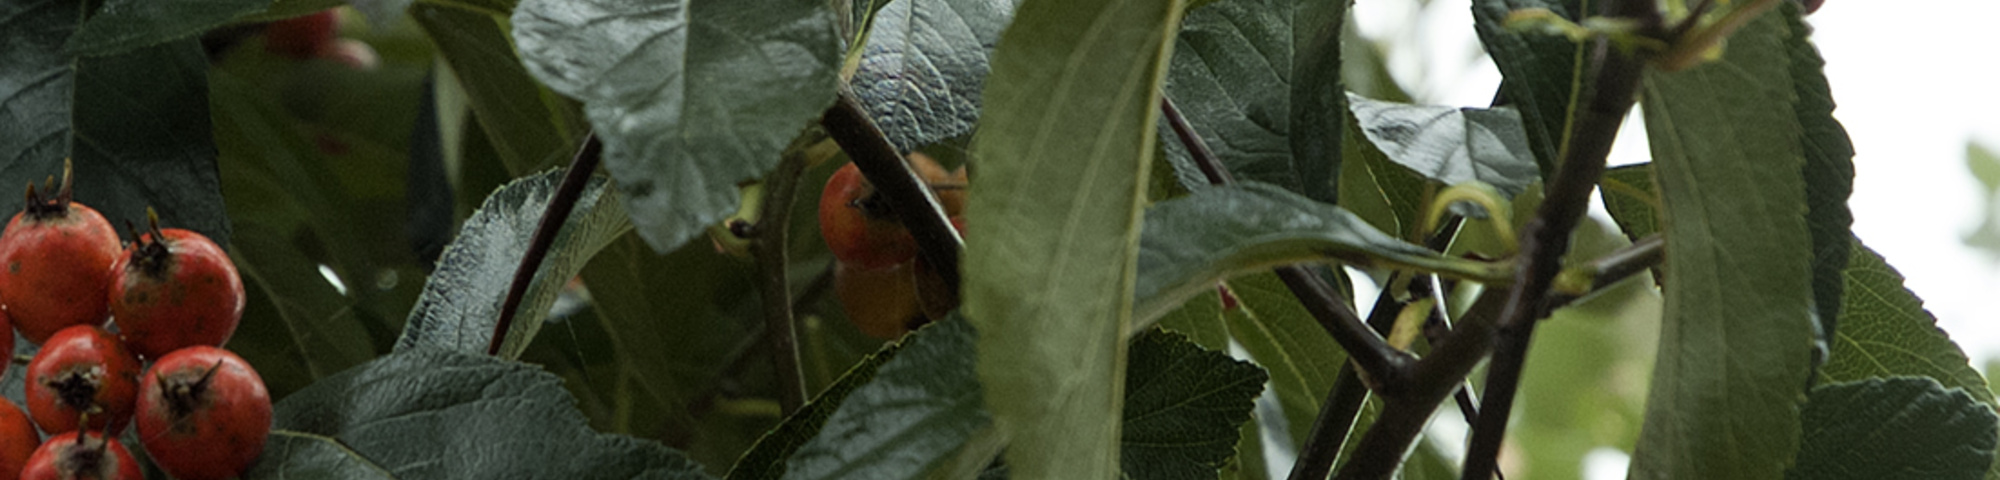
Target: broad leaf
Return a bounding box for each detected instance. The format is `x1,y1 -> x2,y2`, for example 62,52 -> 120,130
396,168 -> 631,359
65,0 -> 271,57
0,3 -> 231,247
850,0 -> 1016,151
346,0 -> 411,27
1133,182 -> 1506,325
513,0 -> 842,253
1337,107 -> 1430,240
1155,288 -> 1231,351
1157,0 -> 1346,202
417,4 -> 588,176
1781,3 -> 1856,362
245,348 -> 713,479
1599,164 -> 1660,240
1218,272 -> 1343,450
1345,93 -> 1538,200
780,318 -> 987,480
1628,11 -> 1816,479
1822,243 -> 1998,409
958,0 -> 1183,476
1470,0 -> 1585,177
1787,377 -> 1998,480
1121,329 -> 1266,480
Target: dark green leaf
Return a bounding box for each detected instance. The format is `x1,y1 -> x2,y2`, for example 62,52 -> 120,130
1629,11 -> 1816,479
780,317 -> 987,480
248,348 -> 713,479
512,0 -> 841,253
1346,94 -> 1538,199
1782,2 -> 1855,364
1599,164 -> 1660,240
0,8 -> 232,247
726,337 -> 904,480
1133,182 -> 1505,324
849,0 -> 1014,151
958,0 -> 1182,475
1121,330 -> 1266,480
417,4 -> 588,176
1337,107 -> 1430,240
346,0 -> 411,27
1787,377 -> 1998,480
1471,0 -> 1585,177
395,168 -> 631,359
65,0 -> 271,57
1157,0 -> 1346,202
1156,288 -> 1231,352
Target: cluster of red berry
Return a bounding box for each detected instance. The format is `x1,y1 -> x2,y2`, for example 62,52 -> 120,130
818,153 -> 967,339
0,162 -> 266,480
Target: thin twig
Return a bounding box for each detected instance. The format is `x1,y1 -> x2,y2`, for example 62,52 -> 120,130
819,90 -> 963,291
486,135 -> 602,356
1162,95 -> 1410,386
751,132 -> 822,415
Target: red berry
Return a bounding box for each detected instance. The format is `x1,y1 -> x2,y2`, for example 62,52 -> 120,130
25,326 -> 141,435
820,163 -> 919,270
109,215 -> 245,361
264,10 -> 338,59
19,431 -> 140,480
0,161 -> 120,345
833,260 -> 923,339
0,398 -> 40,479
136,347 -> 270,480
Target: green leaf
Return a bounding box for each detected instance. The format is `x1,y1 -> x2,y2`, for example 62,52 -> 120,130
1470,0 -> 1585,177
1218,272 -> 1342,449
246,348 -> 714,479
726,337 -> 905,480
395,168 -> 631,359
849,0 -> 1015,151
1133,182 -> 1505,325
417,4 -> 588,176
780,318 -> 987,480
958,0 -> 1183,476
512,0 -> 841,253
1121,329 -> 1266,480
1599,164 -> 1660,240
65,0 -> 272,57
1156,0 -> 1346,202
346,0 -> 412,27
1786,377 -> 1999,480
1822,243 -> 1998,409
1628,11 -> 1817,480
1781,2 -> 1855,362
0,1 -> 232,247
1346,93 -> 1538,200
1337,106 -> 1430,240
1156,288 -> 1231,351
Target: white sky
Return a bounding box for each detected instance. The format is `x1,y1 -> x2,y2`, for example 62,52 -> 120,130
1353,1 -> 2000,478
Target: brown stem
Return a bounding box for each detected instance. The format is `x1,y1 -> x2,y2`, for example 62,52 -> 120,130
751,133 -> 820,415
819,90 -> 963,292
487,135 -> 602,356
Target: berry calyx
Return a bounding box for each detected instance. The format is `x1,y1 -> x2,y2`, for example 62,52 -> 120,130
25,326 -> 141,434
20,430 -> 140,480
136,347 -> 270,480
110,210 -> 245,360
0,160 -> 121,344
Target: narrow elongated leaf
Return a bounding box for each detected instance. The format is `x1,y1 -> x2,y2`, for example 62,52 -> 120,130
1155,288 -> 1230,351
1121,330 -> 1266,480
727,339 -> 905,480
1599,164 -> 1660,240
1787,377 -> 1998,480
1782,3 -> 1855,361
781,318 -> 987,480
1133,182 -> 1506,325
1471,0 -> 1585,176
417,4 -> 588,176
1337,107 -> 1430,240
1628,11 -> 1816,480
513,0 -> 841,253
1346,93 -> 1538,199
960,0 -> 1184,475
1157,0 -> 1345,202
850,0 -> 1016,151
246,348 -> 713,479
395,168 -> 631,359
65,0 -> 271,56
1219,272 -> 1342,449
0,4 -> 231,248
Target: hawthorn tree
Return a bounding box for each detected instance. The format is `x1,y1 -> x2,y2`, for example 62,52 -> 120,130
0,0 -> 1992,478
